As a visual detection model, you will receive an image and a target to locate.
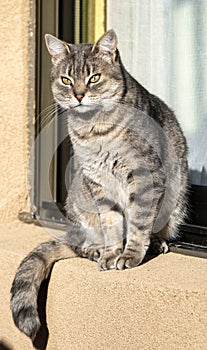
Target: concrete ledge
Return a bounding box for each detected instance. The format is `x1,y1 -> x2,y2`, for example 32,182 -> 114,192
1,222 -> 207,350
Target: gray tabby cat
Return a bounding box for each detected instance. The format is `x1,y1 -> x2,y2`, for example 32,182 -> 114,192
11,30 -> 188,340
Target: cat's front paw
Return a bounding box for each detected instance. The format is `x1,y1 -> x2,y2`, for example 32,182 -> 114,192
98,253 -> 118,270
115,250 -> 145,270
98,245 -> 122,270
83,245 -> 104,262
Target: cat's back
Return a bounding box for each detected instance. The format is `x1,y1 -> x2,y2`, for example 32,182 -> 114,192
124,69 -> 187,157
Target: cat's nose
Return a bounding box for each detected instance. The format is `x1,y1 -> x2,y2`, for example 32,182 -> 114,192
75,94 -> 84,102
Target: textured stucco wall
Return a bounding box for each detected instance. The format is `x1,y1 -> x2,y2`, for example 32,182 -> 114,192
0,0 -> 30,222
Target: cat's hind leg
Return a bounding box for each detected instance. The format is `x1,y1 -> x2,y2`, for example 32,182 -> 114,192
148,235 -> 169,255
150,194 -> 187,255
149,214 -> 180,256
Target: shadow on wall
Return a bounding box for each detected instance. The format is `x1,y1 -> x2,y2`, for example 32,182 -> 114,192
31,267 -> 54,350
0,341 -> 13,350
2,269 -> 52,350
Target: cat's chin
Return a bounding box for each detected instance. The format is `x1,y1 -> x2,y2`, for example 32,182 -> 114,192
74,104 -> 93,113
64,103 -> 102,121
72,103 -> 102,115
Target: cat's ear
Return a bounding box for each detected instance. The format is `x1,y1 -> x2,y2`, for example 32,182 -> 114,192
92,29 -> 118,62
45,34 -> 70,64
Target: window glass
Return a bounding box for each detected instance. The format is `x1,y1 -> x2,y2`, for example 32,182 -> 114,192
107,0 -> 207,185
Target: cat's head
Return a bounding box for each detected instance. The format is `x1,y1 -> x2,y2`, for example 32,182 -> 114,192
45,30 -> 125,112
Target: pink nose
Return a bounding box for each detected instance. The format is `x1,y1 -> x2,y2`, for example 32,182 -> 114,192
75,94 -> 84,102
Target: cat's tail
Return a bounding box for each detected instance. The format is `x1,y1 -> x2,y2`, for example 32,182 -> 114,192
10,239 -> 76,340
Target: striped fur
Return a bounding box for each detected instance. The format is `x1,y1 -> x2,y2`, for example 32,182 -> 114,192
11,30 -> 188,339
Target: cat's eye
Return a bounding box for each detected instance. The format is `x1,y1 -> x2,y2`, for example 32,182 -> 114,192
89,74 -> 101,84
61,77 -> 72,85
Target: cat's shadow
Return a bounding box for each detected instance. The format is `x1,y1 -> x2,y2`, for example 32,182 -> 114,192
32,266 -> 54,350
142,250 -> 163,265
0,341 -> 13,350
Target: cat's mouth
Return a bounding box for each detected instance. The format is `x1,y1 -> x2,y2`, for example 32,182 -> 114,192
74,102 -> 88,108
73,102 -> 100,113
73,103 -> 93,114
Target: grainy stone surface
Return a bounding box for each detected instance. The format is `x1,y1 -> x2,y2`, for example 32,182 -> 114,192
0,221 -> 206,350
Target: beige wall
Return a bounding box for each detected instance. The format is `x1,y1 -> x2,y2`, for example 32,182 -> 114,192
0,1 -> 31,222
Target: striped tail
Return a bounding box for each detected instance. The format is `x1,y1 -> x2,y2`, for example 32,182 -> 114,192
10,239 -> 76,340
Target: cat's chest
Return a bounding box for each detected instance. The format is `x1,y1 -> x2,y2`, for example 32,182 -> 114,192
74,132 -> 136,186
83,147 -> 120,178
82,149 -> 128,206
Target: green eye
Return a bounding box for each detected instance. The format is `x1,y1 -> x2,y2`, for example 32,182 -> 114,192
89,74 -> 101,84
61,77 -> 72,85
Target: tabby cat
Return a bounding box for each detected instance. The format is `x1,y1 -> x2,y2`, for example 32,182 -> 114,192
11,30 -> 188,340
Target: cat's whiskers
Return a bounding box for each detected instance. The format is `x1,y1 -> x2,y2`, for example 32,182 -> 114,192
36,102 -> 58,130
36,103 -> 70,135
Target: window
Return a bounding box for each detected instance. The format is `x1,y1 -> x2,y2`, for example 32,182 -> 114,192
33,0 -> 207,256
34,0 -> 105,226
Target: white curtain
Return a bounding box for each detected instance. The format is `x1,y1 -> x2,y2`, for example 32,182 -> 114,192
107,0 -> 172,104
107,0 -> 207,183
